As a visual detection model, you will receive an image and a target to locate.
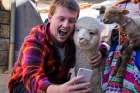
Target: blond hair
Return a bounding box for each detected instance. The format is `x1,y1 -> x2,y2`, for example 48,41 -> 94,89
50,0 -> 80,18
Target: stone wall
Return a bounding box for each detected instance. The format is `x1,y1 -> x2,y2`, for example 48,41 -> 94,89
0,0 -> 43,74
0,0 -> 10,74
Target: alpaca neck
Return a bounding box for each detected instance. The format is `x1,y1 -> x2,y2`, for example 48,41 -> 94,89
117,15 -> 130,28
117,16 -> 139,40
76,47 -> 98,56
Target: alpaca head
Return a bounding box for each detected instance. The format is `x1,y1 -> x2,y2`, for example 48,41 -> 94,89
103,6 -> 129,24
74,16 -> 104,50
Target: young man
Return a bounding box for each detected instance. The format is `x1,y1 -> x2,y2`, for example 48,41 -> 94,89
8,0 -> 104,93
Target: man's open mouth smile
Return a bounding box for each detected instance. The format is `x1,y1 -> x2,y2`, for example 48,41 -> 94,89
59,30 -> 68,36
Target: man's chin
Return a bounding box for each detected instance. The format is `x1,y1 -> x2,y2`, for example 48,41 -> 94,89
58,39 -> 66,43
59,36 -> 67,42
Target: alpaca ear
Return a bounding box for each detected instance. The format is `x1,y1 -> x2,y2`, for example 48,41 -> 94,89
120,10 -> 129,15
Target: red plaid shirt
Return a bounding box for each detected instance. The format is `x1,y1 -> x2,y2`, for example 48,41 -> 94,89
8,23 -> 76,93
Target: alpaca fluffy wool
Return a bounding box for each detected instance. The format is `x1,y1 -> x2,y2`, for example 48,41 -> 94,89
74,16 -> 105,93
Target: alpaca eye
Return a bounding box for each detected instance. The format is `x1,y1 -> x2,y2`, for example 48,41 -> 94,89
111,12 -> 117,15
75,29 -> 79,32
89,32 -> 94,35
111,12 -> 114,14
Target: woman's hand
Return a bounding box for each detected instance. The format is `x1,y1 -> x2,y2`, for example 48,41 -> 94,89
46,75 -> 91,93
90,51 -> 102,67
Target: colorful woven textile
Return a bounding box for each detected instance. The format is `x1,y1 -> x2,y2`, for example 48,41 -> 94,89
102,28 -> 140,92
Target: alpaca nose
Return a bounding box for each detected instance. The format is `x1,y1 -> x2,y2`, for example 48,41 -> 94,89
103,19 -> 106,23
79,37 -> 85,44
103,19 -> 108,24
80,38 -> 84,40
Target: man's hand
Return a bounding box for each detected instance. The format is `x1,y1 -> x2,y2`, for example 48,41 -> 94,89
46,75 -> 91,93
90,51 -> 102,67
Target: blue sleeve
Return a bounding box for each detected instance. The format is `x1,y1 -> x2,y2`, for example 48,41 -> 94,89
135,49 -> 140,70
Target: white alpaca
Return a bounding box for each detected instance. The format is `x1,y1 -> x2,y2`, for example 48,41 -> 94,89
74,16 -> 105,93
103,6 -> 140,77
